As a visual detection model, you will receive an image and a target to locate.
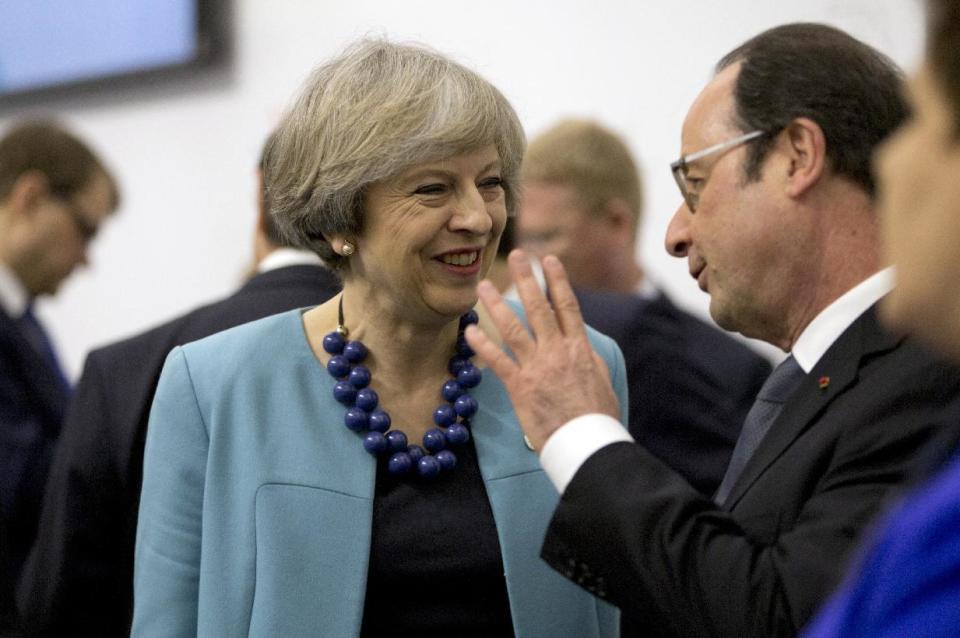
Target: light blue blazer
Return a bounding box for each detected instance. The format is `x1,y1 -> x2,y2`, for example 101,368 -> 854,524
132,308 -> 627,637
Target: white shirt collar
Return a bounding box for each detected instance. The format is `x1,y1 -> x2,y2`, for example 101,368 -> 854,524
256,248 -> 325,274
0,262 -> 30,318
634,276 -> 659,300
791,267 -> 894,373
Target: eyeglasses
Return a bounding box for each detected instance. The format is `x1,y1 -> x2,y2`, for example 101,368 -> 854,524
52,196 -> 99,243
670,130 -> 766,212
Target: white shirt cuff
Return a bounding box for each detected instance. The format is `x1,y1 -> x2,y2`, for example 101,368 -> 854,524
540,414 -> 634,494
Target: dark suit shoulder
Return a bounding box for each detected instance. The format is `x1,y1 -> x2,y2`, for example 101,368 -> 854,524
92,264 -> 339,360
575,289 -> 770,496
638,293 -> 771,377
544,305 -> 960,637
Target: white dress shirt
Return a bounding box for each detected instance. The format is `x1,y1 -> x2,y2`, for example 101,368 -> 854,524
0,262 -> 29,318
540,267 -> 895,493
255,247 -> 325,274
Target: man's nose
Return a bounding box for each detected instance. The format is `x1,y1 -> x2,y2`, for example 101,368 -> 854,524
665,202 -> 692,258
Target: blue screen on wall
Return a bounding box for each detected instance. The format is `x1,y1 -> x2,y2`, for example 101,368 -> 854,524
0,0 -> 213,98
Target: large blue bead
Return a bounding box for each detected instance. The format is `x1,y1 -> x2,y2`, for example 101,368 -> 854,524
417,455 -> 441,478
386,430 -> 408,453
322,332 -> 346,355
327,355 -> 351,379
349,366 -> 371,389
343,340 -> 368,363
333,381 -> 357,405
445,422 -> 470,446
407,445 -> 426,463
454,394 -> 478,418
435,449 -> 457,471
457,364 -> 482,388
423,428 -> 446,452
368,409 -> 391,433
456,336 -> 475,358
448,356 -> 469,377
432,404 -> 456,427
459,309 -> 479,327
441,380 -> 462,402
344,407 -> 369,431
387,452 -> 413,475
363,431 -> 387,455
356,388 -> 378,412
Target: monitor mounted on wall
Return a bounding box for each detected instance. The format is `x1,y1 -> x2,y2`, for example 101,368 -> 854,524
0,0 -> 227,103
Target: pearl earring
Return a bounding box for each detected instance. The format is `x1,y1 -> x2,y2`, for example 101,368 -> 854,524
342,242 -> 355,256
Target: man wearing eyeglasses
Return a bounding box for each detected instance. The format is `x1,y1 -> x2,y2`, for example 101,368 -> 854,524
466,23 -> 960,637
517,120 -> 772,501
0,119 -> 118,634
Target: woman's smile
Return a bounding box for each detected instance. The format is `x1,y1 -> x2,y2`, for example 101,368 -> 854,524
435,248 -> 484,276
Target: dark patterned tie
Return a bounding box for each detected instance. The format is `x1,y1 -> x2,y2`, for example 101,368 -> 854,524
714,354 -> 805,505
19,305 -> 71,394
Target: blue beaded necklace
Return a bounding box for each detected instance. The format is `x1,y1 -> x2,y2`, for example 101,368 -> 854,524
323,298 -> 482,479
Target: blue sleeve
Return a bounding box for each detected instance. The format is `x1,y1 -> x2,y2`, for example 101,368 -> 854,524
609,338 -> 629,428
802,453 -> 960,638
131,347 -> 208,636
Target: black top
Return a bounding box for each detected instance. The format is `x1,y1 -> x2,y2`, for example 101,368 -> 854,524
360,440 -> 514,637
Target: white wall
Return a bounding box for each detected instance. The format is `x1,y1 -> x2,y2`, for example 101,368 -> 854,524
0,0 -> 925,378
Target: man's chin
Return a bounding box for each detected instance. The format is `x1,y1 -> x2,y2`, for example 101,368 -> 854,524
708,296 -> 746,336
707,297 -> 728,328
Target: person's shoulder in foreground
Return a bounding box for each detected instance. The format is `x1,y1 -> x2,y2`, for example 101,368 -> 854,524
803,450 -> 960,638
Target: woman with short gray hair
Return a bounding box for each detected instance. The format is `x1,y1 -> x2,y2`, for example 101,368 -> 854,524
132,40 -> 625,636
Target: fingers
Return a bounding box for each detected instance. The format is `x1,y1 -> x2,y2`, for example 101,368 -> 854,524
474,279 -> 535,361
541,255 -> 589,342
468,252 -> 622,449
508,250 -> 560,342
464,323 -> 517,383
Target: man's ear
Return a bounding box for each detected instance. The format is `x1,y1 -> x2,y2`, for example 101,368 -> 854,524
782,117 -> 827,198
6,171 -> 49,219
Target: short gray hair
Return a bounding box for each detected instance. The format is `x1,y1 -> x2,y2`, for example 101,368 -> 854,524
265,39 -> 526,269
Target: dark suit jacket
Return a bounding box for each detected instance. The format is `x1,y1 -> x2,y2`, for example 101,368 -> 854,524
541,305 -> 960,637
15,264 -> 340,637
0,308 -> 69,635
576,289 -> 772,495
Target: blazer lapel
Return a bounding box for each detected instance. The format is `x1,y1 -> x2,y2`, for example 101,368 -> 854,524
723,305 -> 902,509
472,372 -> 618,637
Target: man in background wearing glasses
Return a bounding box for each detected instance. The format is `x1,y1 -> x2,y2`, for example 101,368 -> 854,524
0,119 -> 118,635
466,23 -> 960,637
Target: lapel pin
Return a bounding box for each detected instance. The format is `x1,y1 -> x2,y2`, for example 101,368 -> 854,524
818,376 -> 830,390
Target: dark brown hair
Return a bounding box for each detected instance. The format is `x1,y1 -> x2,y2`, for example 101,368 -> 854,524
0,119 -> 119,208
928,0 -> 960,136
717,23 -> 909,197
